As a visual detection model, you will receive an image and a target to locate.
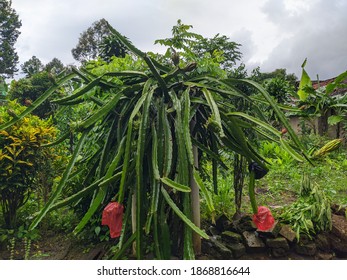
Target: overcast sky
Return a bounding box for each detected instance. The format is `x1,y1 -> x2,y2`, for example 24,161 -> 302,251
11,0 -> 347,80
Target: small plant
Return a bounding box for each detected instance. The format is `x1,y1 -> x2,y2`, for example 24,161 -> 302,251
8,237 -> 16,260
280,174 -> 332,240
205,173 -> 235,220
0,225 -> 40,259
259,141 -> 294,166
23,237 -> 31,260
78,216 -> 111,243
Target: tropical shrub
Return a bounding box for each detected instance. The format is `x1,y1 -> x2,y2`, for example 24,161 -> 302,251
280,174 -> 332,240
259,141 -> 294,166
155,19 -> 240,78
296,60 -> 347,136
0,100 -> 56,228
8,71 -> 58,118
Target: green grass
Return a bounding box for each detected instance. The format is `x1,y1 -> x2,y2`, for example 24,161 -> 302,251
201,146 -> 347,222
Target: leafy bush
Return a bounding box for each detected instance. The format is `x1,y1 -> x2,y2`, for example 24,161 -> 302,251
8,71 -> 58,118
280,175 -> 332,240
259,141 -> 294,166
0,100 -> 57,228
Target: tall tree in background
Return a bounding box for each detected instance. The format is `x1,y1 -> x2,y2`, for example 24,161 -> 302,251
72,18 -> 128,64
8,57 -> 65,118
0,76 -> 7,103
21,55 -> 44,77
0,0 -> 22,78
72,18 -> 111,63
191,34 -> 242,71
8,71 -> 56,118
44,57 -> 65,74
250,67 -> 297,104
99,34 -> 128,62
155,20 -> 242,77
21,56 -> 65,77
251,67 -> 297,88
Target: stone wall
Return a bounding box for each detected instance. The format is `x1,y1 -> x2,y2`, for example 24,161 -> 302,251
201,208 -> 347,260
289,114 -> 346,140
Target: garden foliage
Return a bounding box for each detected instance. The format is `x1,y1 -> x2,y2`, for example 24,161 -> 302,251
0,23 -> 308,259
280,174 -> 332,240
0,100 -> 56,228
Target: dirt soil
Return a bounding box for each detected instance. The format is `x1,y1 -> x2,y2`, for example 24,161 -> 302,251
1,225 -> 346,260
0,230 -> 108,260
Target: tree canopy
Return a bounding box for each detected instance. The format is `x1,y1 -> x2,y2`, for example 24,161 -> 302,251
44,57 -> 65,74
21,56 -> 44,77
21,56 -> 65,77
71,18 -> 128,64
155,20 -> 242,74
9,56 -> 66,118
0,0 -> 22,78
8,71 -> 57,118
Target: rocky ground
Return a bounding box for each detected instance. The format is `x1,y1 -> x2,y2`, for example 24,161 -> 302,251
1,206 -> 346,260
199,205 -> 347,260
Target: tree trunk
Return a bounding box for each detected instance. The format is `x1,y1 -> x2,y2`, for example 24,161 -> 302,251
336,121 -> 341,138
1,189 -> 22,229
233,153 -> 245,219
318,111 -> 328,136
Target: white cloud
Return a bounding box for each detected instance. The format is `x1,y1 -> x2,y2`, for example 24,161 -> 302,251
259,0 -> 347,78
10,0 -> 347,80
